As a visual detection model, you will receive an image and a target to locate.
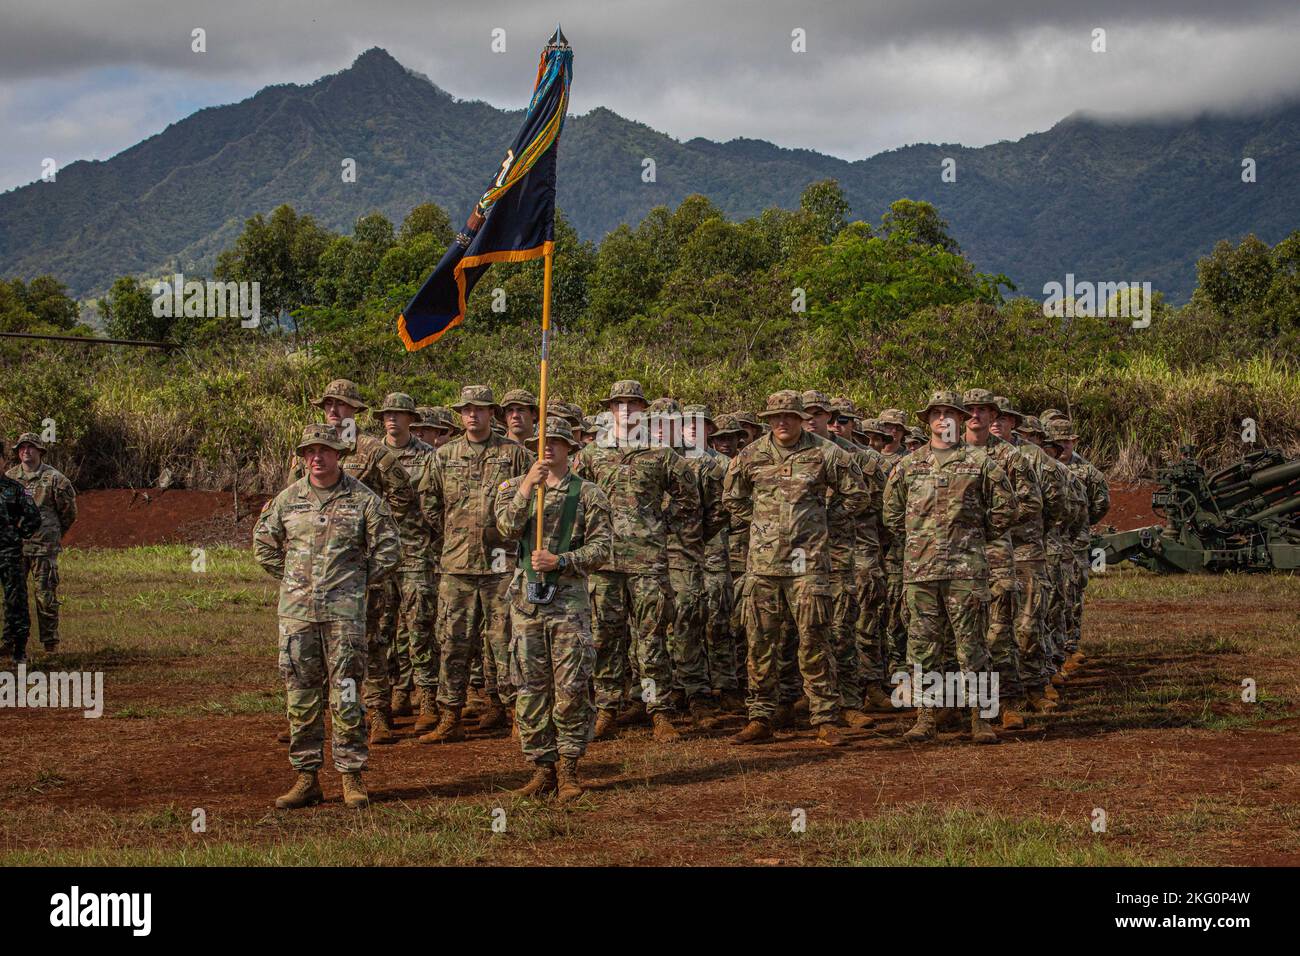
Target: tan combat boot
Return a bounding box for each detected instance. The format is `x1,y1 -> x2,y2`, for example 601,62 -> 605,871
513,762 -> 557,797
556,757 -> 584,804
341,771 -> 370,808
391,688 -> 412,718
418,706 -> 465,744
651,712 -> 681,741
902,708 -> 938,742
462,686 -> 486,718
275,771 -> 323,809
842,708 -> 875,729
616,700 -> 648,727
1026,688 -> 1058,713
1050,671 -> 1067,687
719,690 -> 746,713
368,711 -> 396,745
592,707 -> 619,740
477,700 -> 507,731
688,697 -> 721,731
1000,701 -> 1027,730
864,684 -> 896,712
509,707 -> 520,740
1043,682 -> 1061,701
816,722 -> 846,746
730,719 -> 773,745
276,727 -> 291,744
412,693 -> 440,732
970,710 -> 999,744
1070,650 -> 1087,665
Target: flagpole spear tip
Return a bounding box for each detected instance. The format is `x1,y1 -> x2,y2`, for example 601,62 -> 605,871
549,24 -> 569,48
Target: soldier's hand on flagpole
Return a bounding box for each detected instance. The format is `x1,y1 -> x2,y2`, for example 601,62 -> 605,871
531,548 -> 560,572
522,459 -> 550,495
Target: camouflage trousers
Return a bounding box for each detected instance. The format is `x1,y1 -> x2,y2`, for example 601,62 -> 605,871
882,570 -> 908,678
987,571 -> 1023,699
1043,554 -> 1071,668
0,557 -> 30,657
589,570 -> 675,714
437,572 -> 513,708
387,570 -> 437,693
702,569 -> 737,691
667,565 -> 711,700
20,555 -> 60,646
362,578 -> 398,720
904,578 -> 993,681
1068,549 -> 1090,652
508,582 -> 596,764
729,571 -> 748,689
278,617 -> 369,773
828,568 -> 863,710
740,573 -> 839,726
854,562 -> 887,688
1013,560 -> 1050,691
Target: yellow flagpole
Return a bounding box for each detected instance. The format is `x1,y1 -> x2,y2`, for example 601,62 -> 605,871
535,248 -> 553,552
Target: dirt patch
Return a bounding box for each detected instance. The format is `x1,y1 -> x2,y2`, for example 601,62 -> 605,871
1099,482 -> 1159,531
64,490 -> 270,549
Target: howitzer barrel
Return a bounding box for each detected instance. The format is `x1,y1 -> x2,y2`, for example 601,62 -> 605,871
1247,492 -> 1300,523
1249,458 -> 1300,490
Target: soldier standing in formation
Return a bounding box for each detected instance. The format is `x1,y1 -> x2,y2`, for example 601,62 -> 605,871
5,433 -> 77,655
495,419 -> 612,802
0,451 -> 42,664
255,424 -> 401,810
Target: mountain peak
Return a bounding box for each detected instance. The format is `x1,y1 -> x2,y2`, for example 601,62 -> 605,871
349,47 -> 405,76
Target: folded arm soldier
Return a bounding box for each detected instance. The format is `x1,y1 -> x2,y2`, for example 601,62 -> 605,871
415,386 -> 534,743
0,461 -> 42,664
882,391 -> 1016,745
290,379 -> 418,745
376,393 -> 440,728
5,433 -> 76,656
255,424 -> 401,811
725,390 -> 869,747
495,420 -> 612,803
574,380 -> 702,743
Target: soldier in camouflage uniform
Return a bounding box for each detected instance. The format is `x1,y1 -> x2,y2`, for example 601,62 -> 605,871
991,400 -> 1063,715
683,404 -> 742,708
800,392 -> 880,728
711,414 -> 749,700
495,419 -> 612,802
499,389 -> 540,447
648,398 -> 726,728
415,385 -> 534,743
732,411 -> 762,451
882,391 -> 1016,744
724,390 -> 868,746
962,390 -> 1044,730
0,457 -> 42,664
875,409 -> 911,691
290,380 -> 419,745
904,427 -> 925,452
5,433 -> 77,654
412,406 -> 458,449
574,380 -> 703,743
375,394 -> 439,727
255,424 -> 401,810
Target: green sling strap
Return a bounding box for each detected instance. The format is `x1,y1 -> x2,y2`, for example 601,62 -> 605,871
520,476 -> 583,598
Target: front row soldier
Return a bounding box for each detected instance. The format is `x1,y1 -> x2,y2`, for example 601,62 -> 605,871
0,461 -> 42,664
255,424 -> 401,810
882,391 -> 1016,745
724,390 -> 869,746
494,420 -> 612,802
5,433 -> 77,655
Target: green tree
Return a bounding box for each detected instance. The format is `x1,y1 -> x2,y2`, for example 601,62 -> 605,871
99,276 -> 172,341
800,179 -> 851,244
879,199 -> 961,254
214,204 -> 334,332
398,202 -> 454,247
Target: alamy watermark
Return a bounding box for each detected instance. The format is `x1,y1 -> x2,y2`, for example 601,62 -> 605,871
152,272 -> 260,327
890,666 -> 1000,718
0,664 -> 104,718
1042,274 -> 1152,329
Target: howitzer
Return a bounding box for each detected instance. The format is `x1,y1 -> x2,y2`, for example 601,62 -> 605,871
1091,445 -> 1300,573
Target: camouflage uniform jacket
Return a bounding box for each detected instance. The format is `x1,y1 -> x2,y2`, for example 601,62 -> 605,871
1012,440 -> 1064,564
494,471 -> 613,615
385,434 -> 439,571
5,463 -> 76,556
974,434 -> 1043,572
879,448 -> 906,574
253,475 -> 401,622
418,432 -> 535,575
0,475 -> 41,560
723,430 -> 869,577
573,440 -> 702,576
700,448 -> 732,573
820,432 -> 877,573
881,441 -> 1017,584
840,438 -> 887,573
1069,452 -> 1111,549
665,448 -> 727,572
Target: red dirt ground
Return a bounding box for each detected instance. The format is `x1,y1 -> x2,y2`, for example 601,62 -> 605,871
64,490 -> 271,549
1101,482 -> 1160,532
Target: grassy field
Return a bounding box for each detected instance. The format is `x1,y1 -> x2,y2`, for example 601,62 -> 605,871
0,546 -> 1297,866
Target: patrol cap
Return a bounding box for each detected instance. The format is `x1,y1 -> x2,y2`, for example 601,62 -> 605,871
758,390 -> 812,420
13,432 -> 45,452
533,418 -> 581,449
426,406 -> 459,431
829,397 -> 861,421
916,390 -> 970,423
648,396 -> 682,415
601,380 -> 647,407
961,388 -> 999,410
711,413 -> 744,437
312,379 -> 368,412
800,390 -> 834,414
1040,408 -> 1067,421
860,418 -> 889,437
1017,415 -> 1046,438
681,403 -> 715,428
296,423 -> 349,453
545,401 -> 581,427
375,392 -> 419,416
451,385 -> 499,410
877,408 -> 908,429
992,395 -> 1025,422
1044,418 -> 1079,443
579,415 -> 600,435
499,388 -> 539,411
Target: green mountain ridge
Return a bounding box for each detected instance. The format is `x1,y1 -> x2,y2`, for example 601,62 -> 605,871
2,46 -> 1296,302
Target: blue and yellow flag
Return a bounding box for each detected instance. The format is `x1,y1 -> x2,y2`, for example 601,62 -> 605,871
398,30 -> 574,351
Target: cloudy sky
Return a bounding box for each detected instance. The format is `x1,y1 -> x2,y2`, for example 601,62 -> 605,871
3,0 -> 1299,193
